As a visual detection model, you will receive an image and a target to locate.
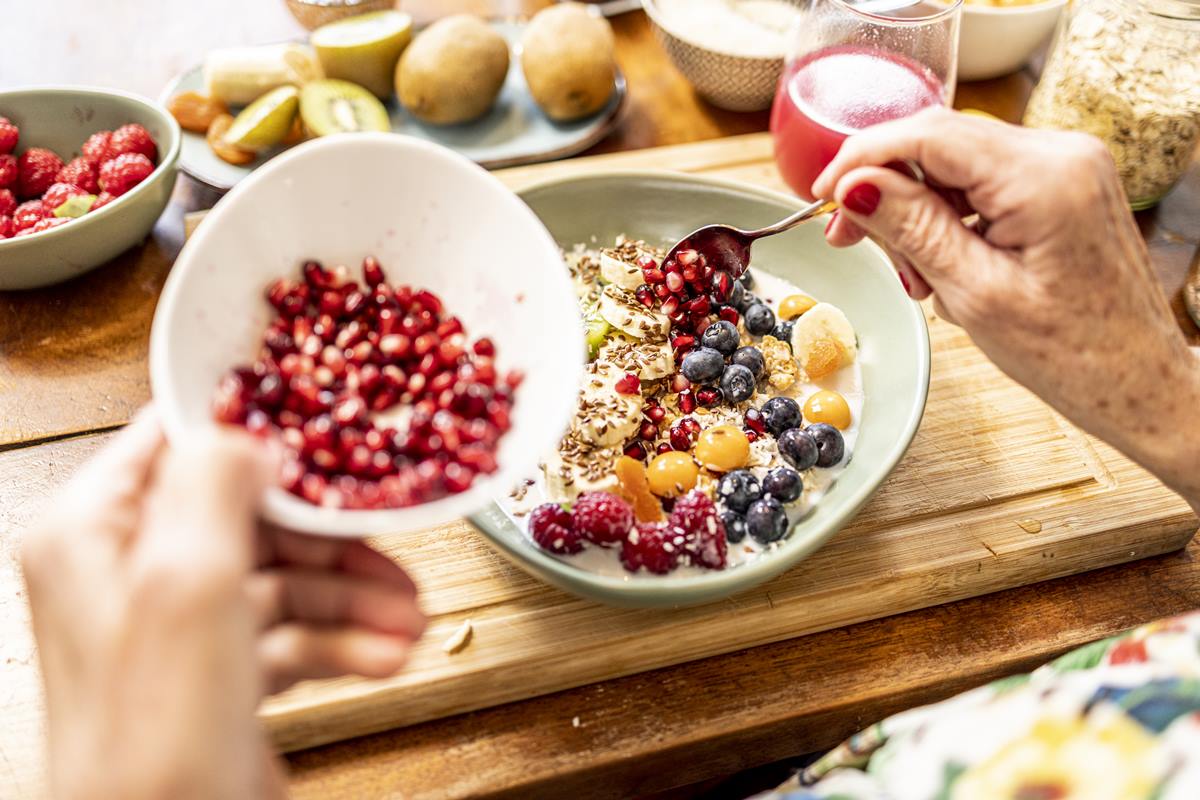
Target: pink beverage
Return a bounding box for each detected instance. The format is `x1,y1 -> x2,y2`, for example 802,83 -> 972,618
770,45 -> 947,200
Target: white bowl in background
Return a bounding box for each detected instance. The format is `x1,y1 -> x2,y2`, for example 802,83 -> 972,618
952,0 -> 1066,82
150,134 -> 583,537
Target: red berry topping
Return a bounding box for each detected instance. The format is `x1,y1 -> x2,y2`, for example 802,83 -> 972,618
81,130 -> 113,166
614,372 -> 641,396
56,157 -> 99,194
12,199 -> 46,231
92,191 -> 116,211
0,117 -> 17,155
17,148 -> 64,199
669,490 -> 727,570
0,188 -> 14,217
41,182 -> 87,213
0,215 -> 13,239
620,521 -> 682,574
27,217 -> 69,234
0,154 -> 15,190
529,503 -> 583,554
572,491 -> 634,546
108,123 -> 157,162
98,153 -> 154,197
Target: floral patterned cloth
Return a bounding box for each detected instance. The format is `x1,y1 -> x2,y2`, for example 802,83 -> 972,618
753,610 -> 1200,800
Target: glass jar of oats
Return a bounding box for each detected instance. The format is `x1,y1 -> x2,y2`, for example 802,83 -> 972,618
1023,0 -> 1200,209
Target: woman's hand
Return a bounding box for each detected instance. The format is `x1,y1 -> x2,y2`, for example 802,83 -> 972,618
22,410 -> 425,800
813,107 -> 1200,512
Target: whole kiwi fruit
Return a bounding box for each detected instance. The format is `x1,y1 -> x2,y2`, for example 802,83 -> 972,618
396,15 -> 510,125
521,4 -> 616,122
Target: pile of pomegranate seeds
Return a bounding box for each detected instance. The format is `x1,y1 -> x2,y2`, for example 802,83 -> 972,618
212,256 -> 519,510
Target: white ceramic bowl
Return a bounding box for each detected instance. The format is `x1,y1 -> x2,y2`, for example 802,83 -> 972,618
150,134 -> 583,537
952,0 -> 1066,81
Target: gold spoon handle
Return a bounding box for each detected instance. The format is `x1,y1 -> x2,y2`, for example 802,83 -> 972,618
746,198 -> 839,240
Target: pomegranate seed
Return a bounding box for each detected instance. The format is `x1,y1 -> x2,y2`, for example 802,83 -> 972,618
378,307 -> 401,335
745,429 -> 759,443
335,321 -> 365,349
680,417 -> 701,435
333,396 -> 367,426
300,473 -> 326,504
711,272 -> 732,302
639,420 -> 657,441
669,426 -> 691,451
343,291 -> 366,317
670,333 -> 695,350
505,370 -> 524,390
255,374 -> 284,408
301,334 -> 322,357
408,372 -> 427,396
676,249 -> 698,265
653,284 -> 671,299
303,260 -> 332,289
656,442 -> 673,455
430,371 -> 455,395
692,315 -> 712,336
264,329 -> 294,356
696,388 -> 721,407
473,337 -> 495,356
635,285 -> 655,308
637,254 -> 658,270
319,290 -> 343,315
438,336 -> 465,364
643,266 -> 665,284
661,296 -> 680,317
379,333 -> 411,359
688,296 -> 711,315
624,441 -> 648,461
718,306 -> 740,325
487,399 -> 511,431
311,447 -> 341,471
678,389 -> 697,413
414,332 -> 440,357
665,272 -> 685,292
744,407 -> 767,434
682,264 -> 699,283
436,317 -> 464,338
645,404 -> 666,422
303,415 -> 336,451
417,352 -> 441,376
313,365 -> 335,387
414,289 -> 443,316
362,256 -> 385,287
443,462 -> 474,493
614,372 -> 641,395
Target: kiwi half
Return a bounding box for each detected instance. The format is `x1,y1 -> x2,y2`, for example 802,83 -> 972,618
299,79 -> 391,137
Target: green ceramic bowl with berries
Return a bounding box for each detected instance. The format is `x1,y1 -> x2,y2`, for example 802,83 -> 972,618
0,86 -> 181,290
468,171 -> 931,608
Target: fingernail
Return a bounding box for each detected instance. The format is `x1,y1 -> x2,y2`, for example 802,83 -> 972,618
824,211 -> 839,236
898,270 -> 911,295
843,183 -> 881,216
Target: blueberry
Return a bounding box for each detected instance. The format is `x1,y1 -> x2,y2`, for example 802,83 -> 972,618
730,346 -> 765,379
728,279 -> 745,310
720,364 -> 756,403
680,347 -> 725,384
701,320 -> 740,356
808,423 -> 845,468
717,469 -> 762,513
760,396 -> 802,436
721,509 -> 748,543
735,290 -> 759,313
745,303 -> 776,336
738,268 -> 755,290
777,427 -> 819,470
762,466 -> 802,502
769,319 -> 795,346
746,496 -> 788,543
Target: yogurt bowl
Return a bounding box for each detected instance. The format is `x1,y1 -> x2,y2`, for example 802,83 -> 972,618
150,134 -> 582,536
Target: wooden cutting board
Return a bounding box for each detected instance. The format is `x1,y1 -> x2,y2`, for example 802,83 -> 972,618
180,134 -> 1197,753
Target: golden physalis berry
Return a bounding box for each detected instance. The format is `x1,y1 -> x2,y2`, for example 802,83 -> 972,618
646,451 -> 700,497
779,293 -> 817,320
694,425 -> 751,472
804,390 -> 851,430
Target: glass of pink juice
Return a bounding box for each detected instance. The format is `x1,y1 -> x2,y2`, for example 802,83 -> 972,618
770,0 -> 962,200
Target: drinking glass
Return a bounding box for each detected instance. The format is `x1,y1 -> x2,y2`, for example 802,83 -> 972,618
770,0 -> 962,200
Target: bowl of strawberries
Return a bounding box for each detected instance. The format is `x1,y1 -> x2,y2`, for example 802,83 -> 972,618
0,86 -> 181,290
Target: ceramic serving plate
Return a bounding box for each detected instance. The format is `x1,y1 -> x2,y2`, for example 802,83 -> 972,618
159,22 -> 627,191
469,171 -> 931,607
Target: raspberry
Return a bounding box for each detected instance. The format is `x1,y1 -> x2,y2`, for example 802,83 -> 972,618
27,217 -> 69,234
81,130 -> 113,166
0,154 -> 15,189
17,148 -> 63,199
12,199 -> 46,231
669,490 -> 727,569
572,491 -> 634,546
108,123 -> 157,162
56,157 -> 98,193
529,502 -> 583,555
0,188 -> 14,217
92,191 -> 116,211
98,153 -> 154,197
620,521 -> 682,574
0,215 -> 12,239
41,182 -> 87,213
0,118 -> 17,155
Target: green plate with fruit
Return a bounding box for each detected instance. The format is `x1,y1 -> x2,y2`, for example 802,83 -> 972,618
159,20 -> 626,192
468,171 -> 931,608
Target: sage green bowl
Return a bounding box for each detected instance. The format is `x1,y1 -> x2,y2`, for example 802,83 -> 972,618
468,171 -> 931,608
0,86 -> 181,290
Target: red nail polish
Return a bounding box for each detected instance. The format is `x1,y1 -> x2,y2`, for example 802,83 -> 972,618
824,211 -> 839,236
843,183 -> 881,216
898,270 -> 911,294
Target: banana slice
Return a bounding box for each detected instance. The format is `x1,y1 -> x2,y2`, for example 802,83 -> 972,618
598,334 -> 673,381
598,284 -> 670,341
204,44 -> 323,106
572,360 -> 642,447
541,437 -> 622,503
599,249 -> 645,291
790,302 -> 858,374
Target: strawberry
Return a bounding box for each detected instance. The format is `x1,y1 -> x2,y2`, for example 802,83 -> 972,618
108,123 -> 157,162
0,154 -> 15,190
81,130 -> 113,166
0,215 -> 13,239
17,147 -> 64,199
55,157 -> 99,193
12,199 -> 46,231
0,117 -> 17,155
0,188 -> 14,217
41,182 -> 87,213
98,153 -> 154,197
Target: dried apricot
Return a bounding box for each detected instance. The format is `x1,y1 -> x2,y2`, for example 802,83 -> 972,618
168,91 -> 228,133
803,337 -> 841,380
614,455 -> 663,522
206,114 -> 255,166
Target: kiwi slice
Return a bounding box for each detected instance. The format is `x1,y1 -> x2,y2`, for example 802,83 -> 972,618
584,311 -> 612,360
299,79 -> 390,137
224,85 -> 300,151
312,10 -> 413,100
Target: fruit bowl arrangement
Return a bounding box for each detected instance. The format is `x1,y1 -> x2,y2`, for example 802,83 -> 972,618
0,87 -> 180,290
161,4 -> 626,190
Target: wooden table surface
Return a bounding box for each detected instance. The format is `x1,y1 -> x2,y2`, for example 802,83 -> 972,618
2,2 -> 1199,798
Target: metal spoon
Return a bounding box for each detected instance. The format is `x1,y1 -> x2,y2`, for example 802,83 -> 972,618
663,197 -> 838,278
